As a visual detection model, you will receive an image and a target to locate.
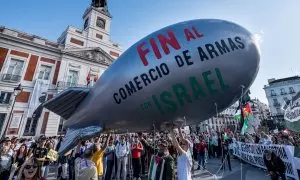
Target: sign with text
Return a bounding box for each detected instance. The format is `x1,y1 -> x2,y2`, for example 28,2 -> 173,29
233,142 -> 299,180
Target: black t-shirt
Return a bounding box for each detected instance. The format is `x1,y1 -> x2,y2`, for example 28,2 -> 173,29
33,147 -> 48,158
33,147 -> 48,166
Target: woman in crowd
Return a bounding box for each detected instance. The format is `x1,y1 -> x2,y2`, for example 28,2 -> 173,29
91,133 -> 111,180
12,144 -> 28,178
17,157 -> 41,180
170,128 -> 192,180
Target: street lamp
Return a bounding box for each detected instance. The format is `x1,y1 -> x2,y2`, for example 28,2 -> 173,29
1,84 -> 23,138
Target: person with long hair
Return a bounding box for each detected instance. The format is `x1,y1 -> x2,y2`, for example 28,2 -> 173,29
17,157 -> 41,180
12,144 -> 28,178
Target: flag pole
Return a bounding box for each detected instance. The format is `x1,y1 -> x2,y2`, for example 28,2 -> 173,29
240,85 -> 245,132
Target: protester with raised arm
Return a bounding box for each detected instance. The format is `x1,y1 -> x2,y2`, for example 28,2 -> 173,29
91,133 -> 111,180
170,128 -> 192,180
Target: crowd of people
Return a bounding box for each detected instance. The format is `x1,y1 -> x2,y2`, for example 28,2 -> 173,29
0,126 -> 298,180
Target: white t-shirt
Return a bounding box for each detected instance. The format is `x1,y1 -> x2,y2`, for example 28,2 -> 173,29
212,136 -> 218,146
177,150 -> 192,180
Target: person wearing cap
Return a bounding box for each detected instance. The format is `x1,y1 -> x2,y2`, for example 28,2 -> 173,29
263,150 -> 286,180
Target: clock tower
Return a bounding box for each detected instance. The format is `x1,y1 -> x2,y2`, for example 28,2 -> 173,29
83,0 -> 112,44
58,0 -> 122,59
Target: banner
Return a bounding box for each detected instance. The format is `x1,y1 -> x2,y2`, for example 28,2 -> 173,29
27,79 -> 49,117
233,141 -> 299,180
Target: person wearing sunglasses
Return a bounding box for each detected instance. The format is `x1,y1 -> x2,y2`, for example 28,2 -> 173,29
17,157 -> 40,180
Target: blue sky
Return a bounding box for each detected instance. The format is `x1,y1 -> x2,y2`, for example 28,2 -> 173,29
1,0 -> 299,104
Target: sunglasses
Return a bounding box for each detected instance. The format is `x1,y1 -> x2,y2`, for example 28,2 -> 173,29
24,165 -> 38,169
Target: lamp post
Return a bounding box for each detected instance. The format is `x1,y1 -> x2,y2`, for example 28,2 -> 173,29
2,84 -> 23,139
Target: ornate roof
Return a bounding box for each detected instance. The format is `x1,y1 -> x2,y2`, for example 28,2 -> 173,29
62,47 -> 114,66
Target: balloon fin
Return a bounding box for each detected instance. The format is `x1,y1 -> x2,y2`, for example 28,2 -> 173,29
58,126 -> 102,155
43,87 -> 90,120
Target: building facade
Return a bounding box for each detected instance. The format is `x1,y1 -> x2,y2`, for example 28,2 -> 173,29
197,102 -> 240,133
0,1 -> 122,137
263,76 -> 300,127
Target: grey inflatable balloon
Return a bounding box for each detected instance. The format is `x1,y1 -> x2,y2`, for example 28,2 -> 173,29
44,19 -> 260,154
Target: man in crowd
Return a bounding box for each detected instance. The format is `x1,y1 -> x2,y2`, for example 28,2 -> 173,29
104,138 -> 115,180
263,150 -> 286,180
211,133 -> 219,158
32,136 -> 49,179
197,135 -> 207,170
116,135 -> 130,180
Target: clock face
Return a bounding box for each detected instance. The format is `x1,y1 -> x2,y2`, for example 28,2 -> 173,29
96,17 -> 106,29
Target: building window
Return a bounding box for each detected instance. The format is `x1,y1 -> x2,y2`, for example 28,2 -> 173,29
23,117 -> 39,136
96,33 -> 103,39
289,87 -> 295,93
84,18 -> 89,29
96,17 -> 106,29
38,65 -> 52,80
0,92 -> 12,104
2,58 -> 24,82
273,99 -> 280,107
280,88 -> 287,95
70,38 -> 84,46
67,70 -> 78,87
57,118 -> 66,135
271,90 -> 276,96
0,113 -> 7,135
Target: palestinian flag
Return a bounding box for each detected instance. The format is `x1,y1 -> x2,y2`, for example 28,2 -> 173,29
241,103 -> 253,135
148,155 -> 165,180
234,110 -> 241,120
243,103 -> 252,117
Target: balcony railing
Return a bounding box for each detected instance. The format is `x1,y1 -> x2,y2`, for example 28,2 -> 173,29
281,92 -> 287,95
56,81 -> 95,89
1,74 -> 21,83
271,93 -> 277,96
289,91 -> 295,94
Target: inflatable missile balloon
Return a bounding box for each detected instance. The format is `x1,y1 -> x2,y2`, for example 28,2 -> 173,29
44,19 -> 260,154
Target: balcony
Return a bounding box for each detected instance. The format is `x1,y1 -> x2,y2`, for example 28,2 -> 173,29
281,92 -> 287,95
271,93 -> 277,97
0,74 -> 21,83
289,91 -> 295,94
56,81 -> 95,89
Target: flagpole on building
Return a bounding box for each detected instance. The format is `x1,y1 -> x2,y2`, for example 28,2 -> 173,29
240,85 -> 245,132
